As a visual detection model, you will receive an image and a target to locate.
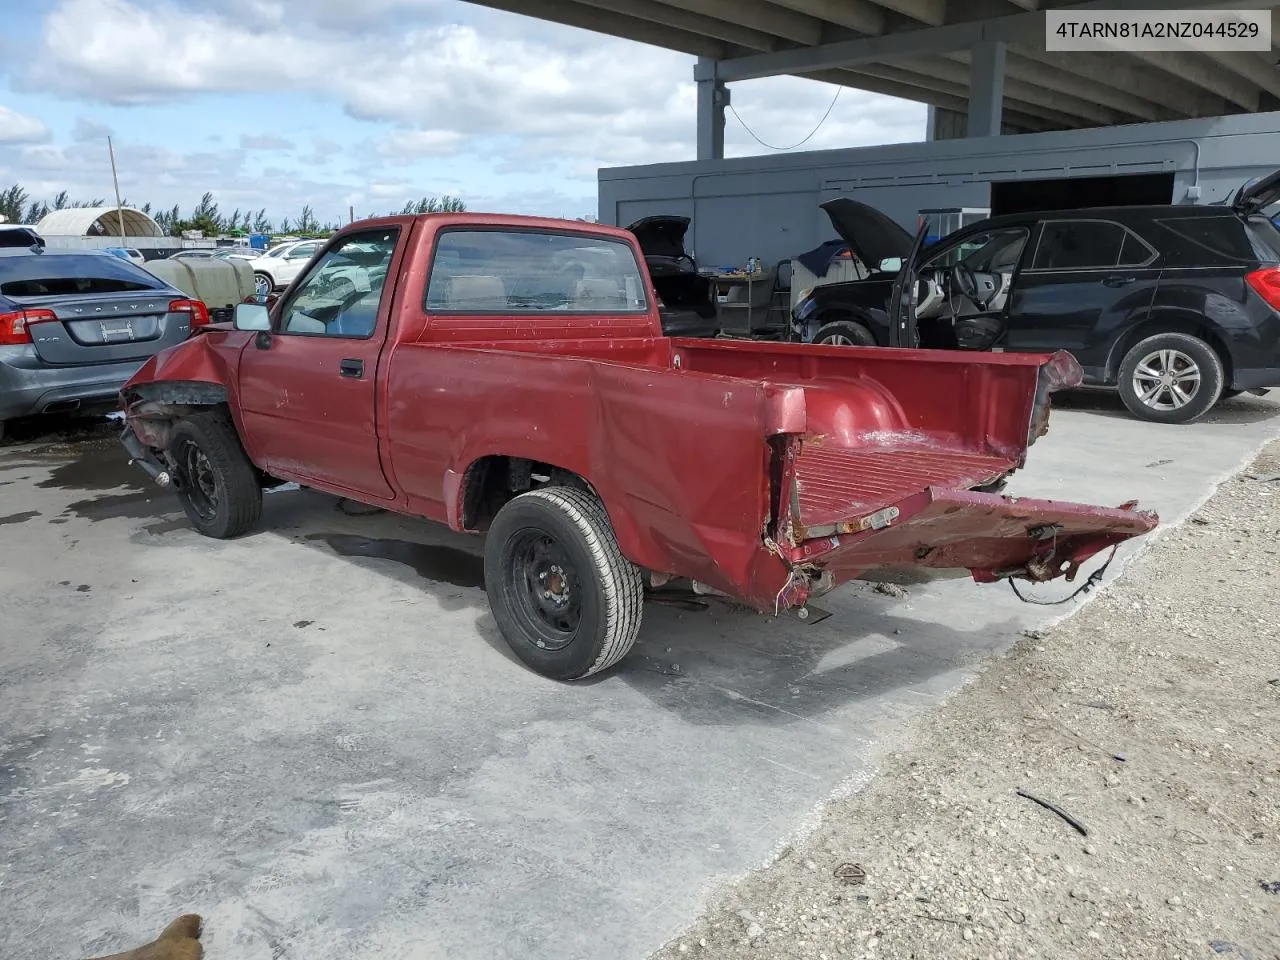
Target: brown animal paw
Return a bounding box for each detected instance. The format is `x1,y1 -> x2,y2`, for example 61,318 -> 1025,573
84,914 -> 203,960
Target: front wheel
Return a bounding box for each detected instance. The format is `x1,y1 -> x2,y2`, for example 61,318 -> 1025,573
1117,333 -> 1224,424
253,272 -> 274,297
484,486 -> 643,680
814,319 -> 876,347
167,413 -> 263,538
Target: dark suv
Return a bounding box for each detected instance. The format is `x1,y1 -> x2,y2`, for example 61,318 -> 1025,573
792,175 -> 1280,423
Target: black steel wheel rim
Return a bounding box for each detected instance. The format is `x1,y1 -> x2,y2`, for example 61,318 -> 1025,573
179,439 -> 219,522
504,528 -> 583,651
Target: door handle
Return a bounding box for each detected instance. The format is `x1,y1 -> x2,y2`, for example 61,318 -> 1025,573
1102,276 -> 1137,287
339,358 -> 364,378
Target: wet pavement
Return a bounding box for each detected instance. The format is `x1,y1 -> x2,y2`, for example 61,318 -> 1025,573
1,397 -> 1279,960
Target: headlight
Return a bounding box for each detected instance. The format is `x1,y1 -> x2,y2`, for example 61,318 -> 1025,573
796,286 -> 814,303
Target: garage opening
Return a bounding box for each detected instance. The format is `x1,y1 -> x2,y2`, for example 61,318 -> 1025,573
989,172 -> 1176,216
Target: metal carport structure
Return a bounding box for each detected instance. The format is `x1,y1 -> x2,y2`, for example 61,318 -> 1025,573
461,0 -> 1280,155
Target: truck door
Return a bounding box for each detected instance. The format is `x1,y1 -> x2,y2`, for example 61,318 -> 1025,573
236,227 -> 403,500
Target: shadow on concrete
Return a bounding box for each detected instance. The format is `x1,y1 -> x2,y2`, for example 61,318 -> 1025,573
237,486 -> 999,729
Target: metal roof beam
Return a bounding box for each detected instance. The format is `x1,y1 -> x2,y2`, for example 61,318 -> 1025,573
971,50 -> 1168,121
846,61 -> 1095,128
465,0 -> 731,58
1013,45 -> 1228,118
1129,50 -> 1259,109
875,0 -> 947,27
1204,49 -> 1280,102
768,0 -> 886,35
709,0 -> 1270,82
886,53 -> 1124,125
651,0 -> 827,46
584,0 -> 783,49
803,67 -> 1061,131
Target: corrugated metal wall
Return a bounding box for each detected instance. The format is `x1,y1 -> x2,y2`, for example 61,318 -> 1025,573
600,111 -> 1280,270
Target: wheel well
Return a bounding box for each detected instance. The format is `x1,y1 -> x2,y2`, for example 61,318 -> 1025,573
121,381 -> 238,465
1106,317 -> 1233,386
816,311 -> 872,330
461,456 -> 592,531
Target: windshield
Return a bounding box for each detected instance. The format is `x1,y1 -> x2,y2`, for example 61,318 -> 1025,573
926,229 -> 1028,273
0,253 -> 165,298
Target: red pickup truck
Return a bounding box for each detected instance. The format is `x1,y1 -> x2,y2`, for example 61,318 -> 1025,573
120,214 -> 1156,680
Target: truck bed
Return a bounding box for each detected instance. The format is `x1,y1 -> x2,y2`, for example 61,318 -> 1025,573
391,334 -> 1153,609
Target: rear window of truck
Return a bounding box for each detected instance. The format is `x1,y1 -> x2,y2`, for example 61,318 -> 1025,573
425,229 -> 649,313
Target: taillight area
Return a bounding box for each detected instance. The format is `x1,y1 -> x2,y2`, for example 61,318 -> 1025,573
169,298 -> 211,329
0,308 -> 57,346
1245,266 -> 1280,312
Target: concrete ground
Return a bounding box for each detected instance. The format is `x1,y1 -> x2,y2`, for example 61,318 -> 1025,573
1,392 -> 1278,960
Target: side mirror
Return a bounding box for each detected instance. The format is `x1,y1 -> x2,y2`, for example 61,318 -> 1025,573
234,302 -> 271,331
878,257 -> 903,272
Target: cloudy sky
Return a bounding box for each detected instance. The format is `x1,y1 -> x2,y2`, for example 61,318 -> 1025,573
0,0 -> 927,226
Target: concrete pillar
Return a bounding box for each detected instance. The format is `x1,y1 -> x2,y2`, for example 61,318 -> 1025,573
695,57 -> 729,161
967,39 -> 1006,138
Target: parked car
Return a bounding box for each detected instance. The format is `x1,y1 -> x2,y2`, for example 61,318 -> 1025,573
0,248 -> 207,438
104,247 -> 148,266
168,249 -> 215,260
247,239 -> 324,296
0,225 -> 44,248
211,247 -> 259,261
792,176 -> 1280,424
120,213 -> 1155,680
627,216 -> 719,337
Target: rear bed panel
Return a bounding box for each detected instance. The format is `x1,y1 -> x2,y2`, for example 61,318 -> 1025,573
791,442 -> 1014,536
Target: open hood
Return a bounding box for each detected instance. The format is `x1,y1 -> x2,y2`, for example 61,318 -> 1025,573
627,216 -> 691,259
1233,168 -> 1280,216
820,198 -> 914,269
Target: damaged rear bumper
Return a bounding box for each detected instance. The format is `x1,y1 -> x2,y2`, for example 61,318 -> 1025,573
771,486 -> 1157,611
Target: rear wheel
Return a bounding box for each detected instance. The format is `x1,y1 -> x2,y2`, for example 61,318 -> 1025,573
814,319 -> 876,347
1117,333 -> 1223,424
168,413 -> 262,538
484,486 -> 643,680
253,272 -> 274,297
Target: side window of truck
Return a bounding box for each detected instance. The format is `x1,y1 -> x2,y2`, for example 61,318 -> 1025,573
278,228 -> 400,338
424,229 -> 649,313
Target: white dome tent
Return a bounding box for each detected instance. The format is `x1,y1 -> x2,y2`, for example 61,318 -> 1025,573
33,206 -> 174,255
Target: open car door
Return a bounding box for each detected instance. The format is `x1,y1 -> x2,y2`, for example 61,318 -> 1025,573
887,222 -> 929,347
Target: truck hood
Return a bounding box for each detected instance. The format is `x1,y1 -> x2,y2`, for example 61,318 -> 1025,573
1232,167 -> 1280,216
820,198 -> 915,270
627,216 -> 691,260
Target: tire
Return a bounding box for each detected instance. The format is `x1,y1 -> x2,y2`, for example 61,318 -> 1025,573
253,272 -> 274,297
167,412 -> 263,538
814,319 -> 876,347
484,486 -> 643,680
1117,332 -> 1224,425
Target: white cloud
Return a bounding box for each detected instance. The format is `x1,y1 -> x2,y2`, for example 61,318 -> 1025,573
0,105 -> 52,144
5,0 -> 925,223
72,116 -> 113,142
376,129 -> 466,160
24,0 -> 923,177
240,133 -> 295,150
